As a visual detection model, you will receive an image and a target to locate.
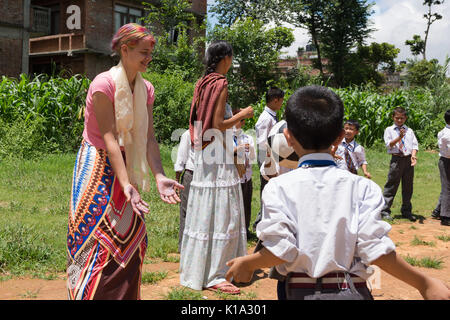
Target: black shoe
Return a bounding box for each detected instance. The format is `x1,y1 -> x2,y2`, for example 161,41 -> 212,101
441,217 -> 450,226
431,211 -> 441,220
402,213 -> 417,222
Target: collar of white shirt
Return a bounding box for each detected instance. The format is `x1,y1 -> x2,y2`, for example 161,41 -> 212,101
264,106 -> 277,117
394,125 -> 407,131
342,139 -> 356,148
298,153 -> 335,166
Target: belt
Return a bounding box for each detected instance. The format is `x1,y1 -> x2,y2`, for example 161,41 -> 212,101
391,153 -> 411,158
288,272 -> 367,289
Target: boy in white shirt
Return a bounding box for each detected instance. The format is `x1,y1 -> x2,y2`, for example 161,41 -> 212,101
254,87 -> 284,230
255,87 -> 285,191
334,120 -> 371,178
233,110 -> 256,236
174,130 -> 195,252
225,86 -> 450,300
432,110 -> 450,227
380,107 -> 419,222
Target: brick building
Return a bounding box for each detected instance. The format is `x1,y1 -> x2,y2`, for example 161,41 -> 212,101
0,0 -> 31,78
276,45 -> 329,77
0,0 -> 207,79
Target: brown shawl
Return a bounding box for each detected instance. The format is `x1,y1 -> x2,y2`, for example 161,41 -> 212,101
189,72 -> 228,148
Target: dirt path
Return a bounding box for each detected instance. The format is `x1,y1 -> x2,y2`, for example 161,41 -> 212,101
1,218 -> 449,300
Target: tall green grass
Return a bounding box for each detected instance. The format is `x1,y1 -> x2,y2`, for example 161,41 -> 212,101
335,86 -> 443,149
0,74 -> 89,156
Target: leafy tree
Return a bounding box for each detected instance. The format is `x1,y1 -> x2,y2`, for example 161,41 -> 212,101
405,58 -> 442,86
405,34 -> 426,57
357,42 -> 400,72
405,0 -> 445,60
284,0 -> 327,78
143,0 -> 196,34
319,0 -> 374,87
142,0 -> 205,81
210,0 -> 376,88
343,42 -> 400,86
209,0 -> 283,26
209,18 -> 294,108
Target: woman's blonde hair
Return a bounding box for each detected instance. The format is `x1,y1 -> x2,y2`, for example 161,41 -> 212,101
111,23 -> 155,56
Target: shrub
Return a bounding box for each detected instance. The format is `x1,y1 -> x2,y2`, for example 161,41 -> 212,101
143,70 -> 195,144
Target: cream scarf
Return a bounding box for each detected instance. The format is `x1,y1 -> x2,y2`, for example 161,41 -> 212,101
110,61 -> 150,192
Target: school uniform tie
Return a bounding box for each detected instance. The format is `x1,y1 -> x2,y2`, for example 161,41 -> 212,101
395,126 -> 407,154
344,143 -> 357,174
270,112 -> 278,122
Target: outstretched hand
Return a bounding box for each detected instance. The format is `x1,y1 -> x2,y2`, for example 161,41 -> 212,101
420,277 -> 450,300
124,184 -> 149,216
156,176 -> 184,204
225,257 -> 254,284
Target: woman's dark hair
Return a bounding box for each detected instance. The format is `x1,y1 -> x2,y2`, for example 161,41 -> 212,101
204,40 -> 233,75
266,87 -> 285,103
445,110 -> 450,124
344,119 -> 360,131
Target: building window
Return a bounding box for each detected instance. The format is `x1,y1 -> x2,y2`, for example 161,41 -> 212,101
32,6 -> 51,35
114,4 -> 143,32
50,5 -> 60,35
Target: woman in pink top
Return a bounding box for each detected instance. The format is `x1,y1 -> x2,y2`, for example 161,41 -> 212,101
67,23 -> 183,300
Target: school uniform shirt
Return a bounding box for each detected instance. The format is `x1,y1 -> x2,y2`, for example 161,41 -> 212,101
174,130 -> 195,172
335,139 -> 367,171
233,129 -> 256,183
384,124 -> 419,155
255,107 -> 278,162
257,153 -> 396,280
438,125 -> 450,159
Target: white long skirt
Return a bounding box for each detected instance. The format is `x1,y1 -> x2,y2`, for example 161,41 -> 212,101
179,136 -> 247,290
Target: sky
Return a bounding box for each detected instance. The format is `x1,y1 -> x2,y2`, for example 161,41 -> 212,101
207,0 -> 450,66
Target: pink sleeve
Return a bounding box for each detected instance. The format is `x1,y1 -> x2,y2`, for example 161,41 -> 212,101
144,80 -> 155,106
89,72 -> 115,104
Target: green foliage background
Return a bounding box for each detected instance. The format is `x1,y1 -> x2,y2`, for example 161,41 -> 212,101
0,72 -> 447,158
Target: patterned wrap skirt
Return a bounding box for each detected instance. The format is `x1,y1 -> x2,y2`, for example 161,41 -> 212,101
67,140 -> 147,300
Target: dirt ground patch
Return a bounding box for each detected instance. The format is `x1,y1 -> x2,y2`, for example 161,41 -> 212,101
1,218 -> 449,300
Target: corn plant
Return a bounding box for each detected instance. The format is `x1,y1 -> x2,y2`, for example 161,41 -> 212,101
0,74 -> 90,156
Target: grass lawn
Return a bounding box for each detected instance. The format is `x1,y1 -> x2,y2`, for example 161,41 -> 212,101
0,145 -> 442,278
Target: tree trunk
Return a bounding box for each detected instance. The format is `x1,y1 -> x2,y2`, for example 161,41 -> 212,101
310,19 -> 324,78
423,5 -> 432,60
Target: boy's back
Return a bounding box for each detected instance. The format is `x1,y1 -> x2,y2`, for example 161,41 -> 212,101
258,153 -> 395,280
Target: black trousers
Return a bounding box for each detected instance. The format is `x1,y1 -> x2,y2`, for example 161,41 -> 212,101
381,155 -> 414,216
240,178 -> 253,233
277,280 -> 373,300
434,157 -> 450,218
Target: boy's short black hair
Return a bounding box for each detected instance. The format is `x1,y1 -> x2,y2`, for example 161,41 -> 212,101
266,87 -> 285,103
445,110 -> 450,124
392,107 -> 407,116
285,86 -> 344,150
344,119 -> 360,131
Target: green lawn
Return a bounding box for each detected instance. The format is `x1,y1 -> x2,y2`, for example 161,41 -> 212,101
0,145 -> 441,278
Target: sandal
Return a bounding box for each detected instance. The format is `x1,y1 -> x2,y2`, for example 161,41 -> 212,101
206,282 -> 240,295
